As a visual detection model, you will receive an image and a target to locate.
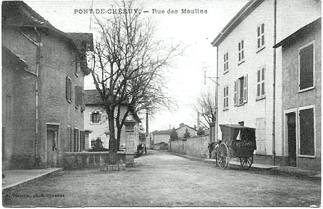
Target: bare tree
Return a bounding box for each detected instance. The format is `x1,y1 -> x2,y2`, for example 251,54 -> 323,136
89,0 -> 179,163
194,91 -> 216,130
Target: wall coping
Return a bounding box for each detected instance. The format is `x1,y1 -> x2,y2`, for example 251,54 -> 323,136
171,135 -> 209,142
64,151 -> 133,155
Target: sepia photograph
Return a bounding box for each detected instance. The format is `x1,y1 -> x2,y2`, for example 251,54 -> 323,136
1,0 -> 321,207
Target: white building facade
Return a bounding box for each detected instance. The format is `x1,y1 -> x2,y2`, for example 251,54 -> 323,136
212,0 -> 320,165
84,90 -> 140,153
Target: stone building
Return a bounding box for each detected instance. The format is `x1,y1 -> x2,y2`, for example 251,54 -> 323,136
2,1 -> 93,169
211,0 -> 320,167
175,123 -> 197,138
83,89 -> 141,153
274,18 -> 321,170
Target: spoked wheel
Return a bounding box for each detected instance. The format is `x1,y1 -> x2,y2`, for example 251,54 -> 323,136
239,156 -> 253,170
216,143 -> 230,169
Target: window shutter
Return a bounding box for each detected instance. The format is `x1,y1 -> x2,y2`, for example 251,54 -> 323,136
243,74 -> 248,103
234,80 -> 237,106
299,108 -> 314,156
75,86 -> 83,106
299,44 -> 314,90
98,113 -> 101,122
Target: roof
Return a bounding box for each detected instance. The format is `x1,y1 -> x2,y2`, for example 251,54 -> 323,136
274,18 -> 321,48
219,124 -> 255,130
2,46 -> 28,68
2,1 -> 93,75
152,129 -> 172,135
84,89 -> 141,122
211,0 -> 264,47
67,33 -> 94,51
176,123 -> 197,132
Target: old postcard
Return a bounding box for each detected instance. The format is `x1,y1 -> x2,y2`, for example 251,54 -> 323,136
2,0 -> 321,207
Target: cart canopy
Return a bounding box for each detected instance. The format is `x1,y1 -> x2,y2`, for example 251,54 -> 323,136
219,124 -> 256,144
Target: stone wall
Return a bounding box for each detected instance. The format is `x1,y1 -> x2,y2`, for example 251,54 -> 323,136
170,135 -> 209,158
63,152 -> 135,169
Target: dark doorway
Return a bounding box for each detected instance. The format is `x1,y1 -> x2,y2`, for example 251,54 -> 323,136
286,112 -> 296,167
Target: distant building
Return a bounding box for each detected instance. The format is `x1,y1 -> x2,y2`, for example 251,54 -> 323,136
83,89 -> 141,152
212,0 -> 320,167
175,123 -> 197,138
151,123 -> 197,149
274,18 -> 321,170
2,1 -> 93,169
151,129 -> 172,145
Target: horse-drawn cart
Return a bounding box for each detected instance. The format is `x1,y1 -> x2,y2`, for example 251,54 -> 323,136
209,124 -> 257,170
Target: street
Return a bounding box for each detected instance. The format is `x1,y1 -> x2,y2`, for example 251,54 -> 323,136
3,150 -> 321,207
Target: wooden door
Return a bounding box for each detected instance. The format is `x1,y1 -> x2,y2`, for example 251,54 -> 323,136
47,127 -> 58,167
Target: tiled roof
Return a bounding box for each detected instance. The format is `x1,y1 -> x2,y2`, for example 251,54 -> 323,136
67,33 -> 94,51
2,1 -> 93,75
153,129 -> 172,135
84,89 -> 141,122
176,123 -> 197,132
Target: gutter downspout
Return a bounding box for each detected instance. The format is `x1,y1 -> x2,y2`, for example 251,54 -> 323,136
34,27 -> 41,167
272,0 -> 277,165
215,47 -> 219,143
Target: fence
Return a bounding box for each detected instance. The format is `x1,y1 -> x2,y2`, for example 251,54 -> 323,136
169,135 -> 210,158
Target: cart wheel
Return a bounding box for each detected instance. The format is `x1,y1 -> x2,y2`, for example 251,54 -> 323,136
239,156 -> 253,169
217,143 -> 229,169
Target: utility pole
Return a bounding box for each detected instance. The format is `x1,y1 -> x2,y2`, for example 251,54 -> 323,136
203,70 -> 218,143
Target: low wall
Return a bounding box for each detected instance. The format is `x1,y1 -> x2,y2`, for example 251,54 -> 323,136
170,135 -> 209,158
63,151 -> 135,169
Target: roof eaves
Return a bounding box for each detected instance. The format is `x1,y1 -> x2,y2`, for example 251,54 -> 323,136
211,0 -> 264,47
274,18 -> 321,48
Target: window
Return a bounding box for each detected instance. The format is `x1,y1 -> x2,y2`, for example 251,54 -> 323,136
223,86 -> 229,110
257,23 -> 265,49
299,43 -> 314,91
238,40 -> 245,63
73,128 -> 79,152
66,77 -> 72,103
91,111 -> 101,123
223,52 -> 229,73
234,75 -> 248,106
299,107 -> 315,156
256,67 -> 265,99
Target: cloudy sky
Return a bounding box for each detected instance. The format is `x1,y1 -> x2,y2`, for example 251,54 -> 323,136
25,0 -> 248,131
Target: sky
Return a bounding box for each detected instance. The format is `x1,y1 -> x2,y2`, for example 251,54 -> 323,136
25,0 -> 248,132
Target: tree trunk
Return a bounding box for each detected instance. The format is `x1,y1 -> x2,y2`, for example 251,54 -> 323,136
108,110 -> 117,164
116,128 -> 122,151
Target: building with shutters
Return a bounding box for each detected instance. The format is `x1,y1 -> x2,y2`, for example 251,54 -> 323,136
274,18 -> 321,170
2,1 -> 93,169
84,89 -> 141,151
211,0 -> 320,169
